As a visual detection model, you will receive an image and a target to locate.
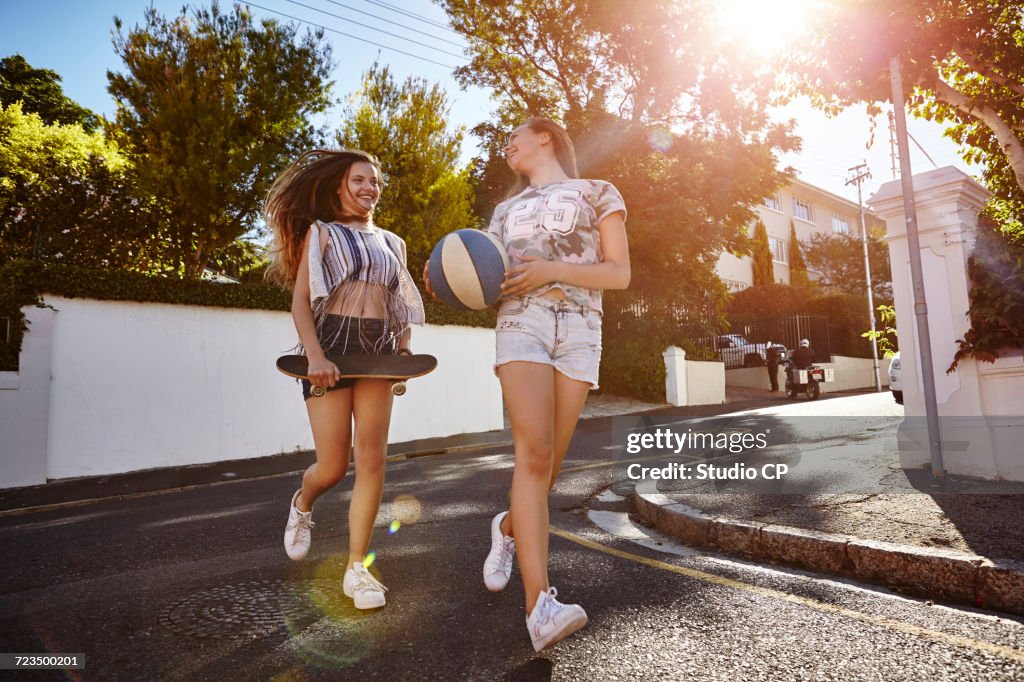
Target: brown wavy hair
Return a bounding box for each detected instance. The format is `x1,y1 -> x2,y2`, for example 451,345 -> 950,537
265,149 -> 382,286
507,117 -> 579,198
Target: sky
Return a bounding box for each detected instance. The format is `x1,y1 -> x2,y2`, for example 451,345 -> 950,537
0,0 -> 976,204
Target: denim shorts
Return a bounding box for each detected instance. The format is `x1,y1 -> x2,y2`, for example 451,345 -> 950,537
301,315 -> 396,400
494,295 -> 602,389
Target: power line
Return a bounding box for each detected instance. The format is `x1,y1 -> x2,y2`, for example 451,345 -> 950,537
907,130 -> 940,169
363,0 -> 460,34
322,0 -> 466,48
242,1 -> 458,69
283,0 -> 467,60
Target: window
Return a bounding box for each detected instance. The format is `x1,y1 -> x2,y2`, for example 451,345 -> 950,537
832,214 -> 851,234
769,237 -> 787,264
763,193 -> 781,211
793,197 -> 814,222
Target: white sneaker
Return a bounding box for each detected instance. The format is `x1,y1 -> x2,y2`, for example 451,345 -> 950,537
343,562 -> 388,609
525,587 -> 588,652
483,511 -> 515,592
283,489 -> 314,560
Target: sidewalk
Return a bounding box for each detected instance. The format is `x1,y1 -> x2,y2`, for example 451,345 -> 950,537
633,462 -> 1024,617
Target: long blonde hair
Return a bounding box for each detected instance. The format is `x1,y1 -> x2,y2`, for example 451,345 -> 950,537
265,149 -> 382,286
507,117 -> 579,198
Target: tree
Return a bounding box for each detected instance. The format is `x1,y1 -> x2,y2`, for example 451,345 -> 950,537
336,63 -> 477,275
0,55 -> 100,131
792,1 -> 1024,225
107,3 -> 333,278
751,220 -> 775,287
803,231 -> 892,302
440,0 -> 798,338
0,103 -> 157,268
788,221 -> 811,288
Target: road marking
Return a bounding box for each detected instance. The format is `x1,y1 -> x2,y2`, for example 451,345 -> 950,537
551,525 -> 1024,664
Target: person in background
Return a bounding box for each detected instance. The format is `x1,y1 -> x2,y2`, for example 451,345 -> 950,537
765,341 -> 781,392
791,338 -> 815,370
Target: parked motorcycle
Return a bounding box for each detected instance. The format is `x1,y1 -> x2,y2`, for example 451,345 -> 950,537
784,360 -> 826,400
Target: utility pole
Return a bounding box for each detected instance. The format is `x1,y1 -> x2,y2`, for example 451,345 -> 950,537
890,56 -> 944,477
887,111 -> 899,180
847,162 -> 881,392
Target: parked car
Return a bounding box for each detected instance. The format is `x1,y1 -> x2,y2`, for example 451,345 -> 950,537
889,351 -> 902,404
715,334 -> 788,369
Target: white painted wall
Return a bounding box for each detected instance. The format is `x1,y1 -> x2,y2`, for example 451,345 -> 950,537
686,360 -> 726,405
0,306 -> 53,488
663,347 -> 725,406
1,297 -> 503,487
724,356 -> 891,392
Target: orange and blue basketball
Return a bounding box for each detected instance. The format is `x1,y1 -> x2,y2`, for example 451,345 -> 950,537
428,230 -> 509,310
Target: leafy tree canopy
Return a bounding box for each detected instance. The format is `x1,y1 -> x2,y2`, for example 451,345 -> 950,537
0,55 -> 100,131
440,0 -> 798,336
336,62 -> 477,275
751,220 -> 775,287
107,2 -> 334,278
789,221 -> 811,289
791,1 -> 1024,227
0,102 -> 157,268
803,230 -> 893,302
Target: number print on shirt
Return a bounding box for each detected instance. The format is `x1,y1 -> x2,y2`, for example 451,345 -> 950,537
504,189 -> 583,239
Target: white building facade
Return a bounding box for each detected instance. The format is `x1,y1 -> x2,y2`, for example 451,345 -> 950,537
716,177 -> 883,292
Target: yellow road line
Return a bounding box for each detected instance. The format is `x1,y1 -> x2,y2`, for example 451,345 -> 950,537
550,526 -> 1024,664
560,452 -> 699,475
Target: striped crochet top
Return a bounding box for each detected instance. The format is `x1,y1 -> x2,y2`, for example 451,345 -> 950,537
305,220 -> 424,350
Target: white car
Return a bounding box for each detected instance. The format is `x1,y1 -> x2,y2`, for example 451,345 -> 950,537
889,351 -> 902,404
715,334 -> 787,369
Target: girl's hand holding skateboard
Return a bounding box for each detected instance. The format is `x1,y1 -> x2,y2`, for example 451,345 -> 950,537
307,353 -> 342,388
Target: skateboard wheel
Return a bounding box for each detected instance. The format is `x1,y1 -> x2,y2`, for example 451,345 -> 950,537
311,385 -> 326,398
391,382 -> 407,396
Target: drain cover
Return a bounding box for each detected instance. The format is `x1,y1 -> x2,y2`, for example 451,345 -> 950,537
159,578 -> 347,639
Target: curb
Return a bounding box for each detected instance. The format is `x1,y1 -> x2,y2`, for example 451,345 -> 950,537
632,483 -> 1024,617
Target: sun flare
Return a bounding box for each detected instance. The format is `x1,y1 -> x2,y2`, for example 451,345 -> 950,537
716,0 -> 813,56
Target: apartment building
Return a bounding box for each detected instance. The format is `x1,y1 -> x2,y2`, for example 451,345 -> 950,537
716,177 -> 884,292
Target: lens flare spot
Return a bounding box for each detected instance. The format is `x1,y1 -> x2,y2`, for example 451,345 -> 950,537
308,553 -> 352,619
388,520 -> 401,535
392,494 -> 423,525
362,551 -> 377,568
648,128 -> 673,153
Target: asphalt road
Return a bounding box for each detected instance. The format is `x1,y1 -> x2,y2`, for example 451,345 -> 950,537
2,393 -> 1023,681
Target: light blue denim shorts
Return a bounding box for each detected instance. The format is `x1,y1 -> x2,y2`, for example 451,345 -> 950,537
494,295 -> 602,389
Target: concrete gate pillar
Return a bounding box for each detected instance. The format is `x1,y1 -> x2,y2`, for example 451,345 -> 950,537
870,167 -> 1024,481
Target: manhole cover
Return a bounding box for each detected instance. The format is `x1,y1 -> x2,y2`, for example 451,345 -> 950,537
159,578 -> 347,639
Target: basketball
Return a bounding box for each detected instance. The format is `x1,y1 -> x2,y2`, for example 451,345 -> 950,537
427,229 -> 509,310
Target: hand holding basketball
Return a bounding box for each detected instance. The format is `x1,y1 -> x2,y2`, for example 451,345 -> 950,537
422,262 -> 438,301
501,256 -> 556,297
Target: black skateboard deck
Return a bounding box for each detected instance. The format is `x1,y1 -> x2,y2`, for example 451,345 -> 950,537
276,354 -> 437,397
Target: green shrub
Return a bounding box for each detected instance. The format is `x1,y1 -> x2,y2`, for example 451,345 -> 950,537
949,223 -> 1024,371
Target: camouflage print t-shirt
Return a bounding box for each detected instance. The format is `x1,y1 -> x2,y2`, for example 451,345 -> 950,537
487,179 -> 627,313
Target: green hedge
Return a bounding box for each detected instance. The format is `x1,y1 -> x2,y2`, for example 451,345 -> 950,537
3,259 -> 677,402
0,260 -> 494,371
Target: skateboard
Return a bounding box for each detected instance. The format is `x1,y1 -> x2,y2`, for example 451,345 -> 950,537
276,354 -> 438,397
